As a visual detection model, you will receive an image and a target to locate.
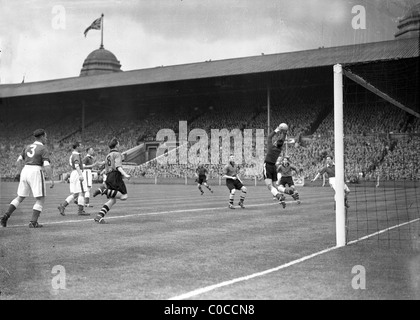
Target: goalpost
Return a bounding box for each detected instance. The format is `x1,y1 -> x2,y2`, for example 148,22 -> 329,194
334,60 -> 420,248
334,64 -> 346,247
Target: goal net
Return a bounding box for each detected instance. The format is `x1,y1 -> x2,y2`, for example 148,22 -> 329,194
333,58 -> 420,248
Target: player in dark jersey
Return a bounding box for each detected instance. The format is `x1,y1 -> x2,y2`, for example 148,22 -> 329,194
1,129 -> 54,228
92,137 -> 131,224
263,124 -> 288,208
195,164 -> 213,195
276,156 -> 301,204
222,155 -> 247,209
312,156 -> 350,209
82,147 -> 98,207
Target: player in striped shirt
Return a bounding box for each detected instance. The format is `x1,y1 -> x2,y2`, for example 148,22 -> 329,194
1,129 -> 54,228
195,164 -> 213,195
57,142 -> 90,216
222,155 -> 247,209
276,156 -> 301,204
92,137 -> 131,224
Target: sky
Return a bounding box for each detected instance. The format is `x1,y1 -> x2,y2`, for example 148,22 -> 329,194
0,0 -> 418,84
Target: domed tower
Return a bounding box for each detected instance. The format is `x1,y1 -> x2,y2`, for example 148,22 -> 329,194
80,45 -> 122,76
394,3 -> 420,39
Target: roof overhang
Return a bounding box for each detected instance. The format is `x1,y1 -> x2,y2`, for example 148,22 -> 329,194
0,37 -> 418,99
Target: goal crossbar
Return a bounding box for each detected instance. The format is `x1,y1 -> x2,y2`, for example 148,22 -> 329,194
343,68 -> 420,119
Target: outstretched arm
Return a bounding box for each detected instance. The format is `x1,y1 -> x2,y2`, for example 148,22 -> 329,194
312,172 -> 321,182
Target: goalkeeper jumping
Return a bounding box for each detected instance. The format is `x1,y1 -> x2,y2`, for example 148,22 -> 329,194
263,124 -> 288,208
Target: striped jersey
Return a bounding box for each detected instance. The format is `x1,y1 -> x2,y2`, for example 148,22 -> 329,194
69,152 -> 83,170
277,163 -> 298,177
196,166 -> 208,176
20,141 -> 50,166
223,162 -> 240,178
105,149 -> 123,173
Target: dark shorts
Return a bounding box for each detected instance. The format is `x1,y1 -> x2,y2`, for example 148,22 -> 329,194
279,176 -> 294,187
226,178 -> 244,191
195,175 -> 207,185
105,170 -> 127,196
263,162 -> 277,181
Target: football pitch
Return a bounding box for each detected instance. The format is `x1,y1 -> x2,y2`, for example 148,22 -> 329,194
0,181 -> 419,300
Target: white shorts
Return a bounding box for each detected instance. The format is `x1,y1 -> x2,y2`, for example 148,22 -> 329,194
17,165 -> 46,198
83,169 -> 93,188
329,177 -> 350,193
69,170 -> 88,194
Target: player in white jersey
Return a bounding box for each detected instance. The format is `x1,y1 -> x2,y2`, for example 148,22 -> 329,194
1,129 -> 54,228
57,142 -> 90,216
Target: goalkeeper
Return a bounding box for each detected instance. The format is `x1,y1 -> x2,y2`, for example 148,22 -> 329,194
263,124 -> 288,208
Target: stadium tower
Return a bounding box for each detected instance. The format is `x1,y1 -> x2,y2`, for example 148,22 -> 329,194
394,2 -> 420,39
79,45 -> 122,76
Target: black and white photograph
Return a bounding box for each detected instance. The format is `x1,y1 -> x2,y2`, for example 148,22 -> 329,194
0,0 -> 419,305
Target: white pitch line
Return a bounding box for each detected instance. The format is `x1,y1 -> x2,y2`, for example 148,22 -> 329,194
346,217 -> 420,245
4,201 -> 287,228
168,246 -> 338,300
168,217 -> 420,300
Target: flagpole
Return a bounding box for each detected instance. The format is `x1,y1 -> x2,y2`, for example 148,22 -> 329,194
100,13 -> 104,48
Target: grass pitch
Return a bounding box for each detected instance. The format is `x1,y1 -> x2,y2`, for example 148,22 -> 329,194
1,181 -> 419,300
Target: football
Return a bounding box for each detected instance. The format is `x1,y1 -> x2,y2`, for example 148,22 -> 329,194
279,123 -> 288,131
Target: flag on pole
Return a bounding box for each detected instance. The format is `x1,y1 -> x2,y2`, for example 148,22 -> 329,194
84,16 -> 102,37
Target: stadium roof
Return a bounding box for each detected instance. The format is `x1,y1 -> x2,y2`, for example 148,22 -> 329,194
0,37 -> 418,98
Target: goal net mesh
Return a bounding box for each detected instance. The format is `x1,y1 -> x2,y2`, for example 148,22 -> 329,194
339,58 -> 420,248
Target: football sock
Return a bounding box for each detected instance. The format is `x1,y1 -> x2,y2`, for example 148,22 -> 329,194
5,205 -> 16,218
77,194 -> 85,207
98,205 -> 110,218
229,194 -> 234,205
64,195 -> 74,206
31,209 -> 41,223
240,190 -> 246,203
270,187 -> 279,197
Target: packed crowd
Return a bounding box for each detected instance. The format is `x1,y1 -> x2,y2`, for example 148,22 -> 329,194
1,100 -> 419,182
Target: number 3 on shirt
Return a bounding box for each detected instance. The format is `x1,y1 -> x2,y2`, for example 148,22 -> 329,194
27,144 -> 36,158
